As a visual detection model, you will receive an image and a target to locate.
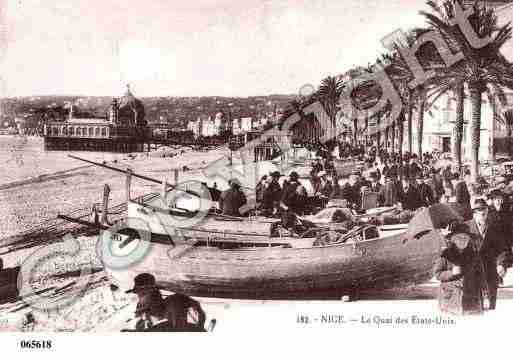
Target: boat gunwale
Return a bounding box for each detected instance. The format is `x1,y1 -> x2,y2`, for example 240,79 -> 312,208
103,225 -> 428,253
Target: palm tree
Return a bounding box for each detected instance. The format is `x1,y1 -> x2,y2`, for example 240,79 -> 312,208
422,0 -> 513,181
316,75 -> 345,133
384,29 -> 439,162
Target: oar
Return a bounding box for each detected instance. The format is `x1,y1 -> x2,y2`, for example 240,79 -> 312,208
68,155 -> 167,186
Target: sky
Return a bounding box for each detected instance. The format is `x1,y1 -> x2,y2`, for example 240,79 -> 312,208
0,0 -> 435,97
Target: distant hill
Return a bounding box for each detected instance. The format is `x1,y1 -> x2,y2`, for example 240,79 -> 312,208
0,95 -> 297,129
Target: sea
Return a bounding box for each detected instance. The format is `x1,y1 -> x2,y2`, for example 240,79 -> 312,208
0,135 -> 129,186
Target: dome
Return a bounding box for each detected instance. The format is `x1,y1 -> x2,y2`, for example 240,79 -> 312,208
117,84 -> 146,126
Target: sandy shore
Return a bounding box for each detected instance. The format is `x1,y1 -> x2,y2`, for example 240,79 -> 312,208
0,137 -> 230,239
2,230 -> 513,333
3,136 -> 513,332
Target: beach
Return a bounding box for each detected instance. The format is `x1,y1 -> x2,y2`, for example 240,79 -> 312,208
2,135 -> 513,333
0,135 -> 230,239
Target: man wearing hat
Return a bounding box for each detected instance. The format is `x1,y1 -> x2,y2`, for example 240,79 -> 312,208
280,171 -> 306,215
341,173 -> 362,209
462,199 -> 512,310
219,178 -> 247,217
261,171 -> 282,216
488,189 -> 513,257
315,171 -> 333,204
280,171 -> 308,230
369,171 -> 382,193
398,178 -> 422,211
126,273 -> 206,331
416,175 -> 435,208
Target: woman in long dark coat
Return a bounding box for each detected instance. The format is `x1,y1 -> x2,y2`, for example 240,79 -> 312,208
434,231 -> 484,315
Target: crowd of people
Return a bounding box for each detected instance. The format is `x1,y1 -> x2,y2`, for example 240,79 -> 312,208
214,143 -> 494,230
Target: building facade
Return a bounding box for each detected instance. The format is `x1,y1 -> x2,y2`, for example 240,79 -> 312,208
412,2 -> 513,160
43,86 -> 149,152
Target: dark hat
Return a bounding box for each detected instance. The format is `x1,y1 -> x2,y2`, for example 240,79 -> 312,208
489,189 -> 505,199
270,171 -> 281,178
230,178 -> 242,187
471,198 -> 488,211
126,273 -> 159,294
289,171 -> 299,180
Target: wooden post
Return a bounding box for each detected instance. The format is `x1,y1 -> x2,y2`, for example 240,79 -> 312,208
174,168 -> 179,186
161,178 -> 168,204
126,169 -> 132,203
101,184 -> 111,225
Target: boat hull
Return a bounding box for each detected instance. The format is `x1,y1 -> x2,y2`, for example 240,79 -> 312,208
103,228 -> 441,299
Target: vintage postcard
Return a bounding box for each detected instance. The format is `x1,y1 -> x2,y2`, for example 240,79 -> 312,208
1,0 -> 513,356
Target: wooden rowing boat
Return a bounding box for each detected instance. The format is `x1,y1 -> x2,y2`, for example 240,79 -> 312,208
65,155 -> 443,299
100,200 -> 442,299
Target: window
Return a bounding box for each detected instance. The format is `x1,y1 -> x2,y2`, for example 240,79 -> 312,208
63,127 -> 68,136
88,127 -> 94,136
95,127 -> 100,136
52,127 -> 59,136
101,127 -> 107,137
76,127 -> 81,136
69,127 -> 74,136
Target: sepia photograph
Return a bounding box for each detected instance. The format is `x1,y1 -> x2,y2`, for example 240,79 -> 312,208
1,0 -> 513,356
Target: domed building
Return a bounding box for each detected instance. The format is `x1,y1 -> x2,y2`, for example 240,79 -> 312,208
44,85 -> 149,152
213,111 -> 226,132
111,84 -> 147,127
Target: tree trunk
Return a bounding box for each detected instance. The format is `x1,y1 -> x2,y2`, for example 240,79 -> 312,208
353,118 -> 358,146
407,90 -> 413,154
453,84 -> 465,173
377,117 -> 381,148
398,113 -> 405,179
469,85 -> 483,182
417,93 -> 425,162
384,127 -> 389,152
490,95 -> 497,162
508,126 -> 512,158
391,121 -> 396,154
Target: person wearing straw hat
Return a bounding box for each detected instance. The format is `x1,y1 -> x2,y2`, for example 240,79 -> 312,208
126,273 -> 206,331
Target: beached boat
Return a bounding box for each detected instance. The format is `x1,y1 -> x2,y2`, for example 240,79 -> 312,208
66,155 -> 448,300
98,198 -> 444,299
